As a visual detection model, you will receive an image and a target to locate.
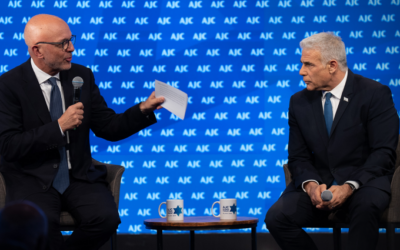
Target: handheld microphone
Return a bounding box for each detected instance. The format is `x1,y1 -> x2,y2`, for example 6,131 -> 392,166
72,76 -> 84,131
72,76 -> 84,104
321,190 -> 333,201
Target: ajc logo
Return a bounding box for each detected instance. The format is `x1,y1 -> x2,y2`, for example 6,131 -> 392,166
122,1 -> 135,8
212,1 -> 225,8
8,1 -> 22,8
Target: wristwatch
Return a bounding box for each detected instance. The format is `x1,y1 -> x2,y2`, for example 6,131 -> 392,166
347,183 -> 356,192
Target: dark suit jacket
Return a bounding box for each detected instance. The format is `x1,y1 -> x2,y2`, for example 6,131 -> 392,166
287,70 -> 399,194
0,59 -> 156,198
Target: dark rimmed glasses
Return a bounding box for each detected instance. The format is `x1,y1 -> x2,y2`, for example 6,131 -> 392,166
35,35 -> 76,51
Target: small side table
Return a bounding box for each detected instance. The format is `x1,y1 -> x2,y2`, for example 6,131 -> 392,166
144,216 -> 259,250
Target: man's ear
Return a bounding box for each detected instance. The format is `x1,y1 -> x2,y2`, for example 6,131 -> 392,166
31,46 -> 44,59
328,60 -> 338,74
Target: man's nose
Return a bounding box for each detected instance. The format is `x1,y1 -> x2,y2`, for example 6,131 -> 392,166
67,41 -> 75,52
299,64 -> 306,76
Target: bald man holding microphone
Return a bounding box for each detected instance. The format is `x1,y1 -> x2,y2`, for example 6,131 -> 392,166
0,14 -> 164,250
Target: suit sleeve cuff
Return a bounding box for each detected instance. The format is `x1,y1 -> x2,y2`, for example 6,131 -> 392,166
302,180 -> 319,192
58,123 -> 65,136
136,102 -> 157,121
345,181 -> 360,190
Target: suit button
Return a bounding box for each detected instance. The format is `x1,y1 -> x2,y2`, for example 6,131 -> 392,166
42,186 -> 46,190
53,164 -> 58,168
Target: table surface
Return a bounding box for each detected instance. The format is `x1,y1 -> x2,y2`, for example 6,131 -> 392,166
144,216 -> 258,228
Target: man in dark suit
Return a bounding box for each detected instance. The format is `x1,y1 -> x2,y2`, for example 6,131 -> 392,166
0,14 -> 164,250
265,32 -> 399,250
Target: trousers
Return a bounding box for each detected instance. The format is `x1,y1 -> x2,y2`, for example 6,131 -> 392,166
5,173 -> 120,250
265,183 -> 390,250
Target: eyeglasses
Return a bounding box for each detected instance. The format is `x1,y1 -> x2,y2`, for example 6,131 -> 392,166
35,35 -> 76,51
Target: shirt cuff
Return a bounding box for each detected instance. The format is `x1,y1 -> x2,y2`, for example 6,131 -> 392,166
345,181 -> 360,190
58,123 -> 65,137
302,180 -> 319,192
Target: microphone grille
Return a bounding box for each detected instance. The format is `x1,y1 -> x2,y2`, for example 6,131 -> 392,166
72,76 -> 84,88
321,190 -> 333,202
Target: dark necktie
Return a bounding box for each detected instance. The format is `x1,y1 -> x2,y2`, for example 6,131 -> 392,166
324,92 -> 333,136
48,77 -> 70,194
324,92 -> 338,186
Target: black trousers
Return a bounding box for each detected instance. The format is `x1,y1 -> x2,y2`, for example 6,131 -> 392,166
265,184 -> 390,250
6,173 -> 120,250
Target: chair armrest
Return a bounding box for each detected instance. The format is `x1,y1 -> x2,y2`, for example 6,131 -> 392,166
0,173 -> 5,209
384,165 -> 400,223
92,159 -> 125,208
283,164 -> 292,187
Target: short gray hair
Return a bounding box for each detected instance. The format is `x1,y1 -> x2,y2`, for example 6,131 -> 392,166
300,32 -> 348,72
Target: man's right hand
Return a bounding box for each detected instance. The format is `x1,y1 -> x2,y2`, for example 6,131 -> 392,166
58,102 -> 84,132
304,182 -> 329,210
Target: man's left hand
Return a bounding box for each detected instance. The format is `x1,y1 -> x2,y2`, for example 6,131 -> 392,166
140,91 -> 165,115
323,184 -> 353,210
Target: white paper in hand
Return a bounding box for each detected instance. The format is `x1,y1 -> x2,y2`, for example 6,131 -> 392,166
155,80 -> 188,120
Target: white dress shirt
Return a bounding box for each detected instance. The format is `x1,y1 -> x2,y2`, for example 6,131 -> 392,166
302,70 -> 360,192
321,70 -> 348,119
31,59 -> 72,169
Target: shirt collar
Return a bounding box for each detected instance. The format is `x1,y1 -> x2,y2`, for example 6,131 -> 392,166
322,70 -> 348,99
31,58 -> 60,85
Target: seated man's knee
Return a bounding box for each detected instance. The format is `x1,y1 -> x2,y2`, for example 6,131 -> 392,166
352,200 -> 382,218
93,207 -> 120,232
265,203 -> 285,232
351,189 -> 390,219
105,209 -> 121,231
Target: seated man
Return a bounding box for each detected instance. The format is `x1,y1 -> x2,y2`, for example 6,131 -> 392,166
265,32 -> 399,250
0,201 -> 47,250
0,14 -> 164,250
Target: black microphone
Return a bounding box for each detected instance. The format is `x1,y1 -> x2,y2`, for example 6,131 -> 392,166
321,190 -> 333,201
72,76 -> 84,104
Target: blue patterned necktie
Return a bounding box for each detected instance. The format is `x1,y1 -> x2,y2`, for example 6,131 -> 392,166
324,92 -> 333,136
48,77 -> 70,194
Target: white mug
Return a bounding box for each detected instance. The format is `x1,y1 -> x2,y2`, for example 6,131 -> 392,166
158,199 -> 184,221
212,198 -> 237,220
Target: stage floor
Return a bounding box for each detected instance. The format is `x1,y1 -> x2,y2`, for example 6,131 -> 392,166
65,232 -> 400,250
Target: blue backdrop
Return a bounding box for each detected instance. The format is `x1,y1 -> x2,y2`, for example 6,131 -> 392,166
0,0 -> 399,234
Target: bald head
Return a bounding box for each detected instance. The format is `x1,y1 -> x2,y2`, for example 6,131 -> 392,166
24,14 -> 74,75
24,14 -> 69,51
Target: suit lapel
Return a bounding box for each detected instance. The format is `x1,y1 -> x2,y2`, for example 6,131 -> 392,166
60,69 -> 75,144
330,70 -> 355,137
60,69 -> 77,149
60,70 -> 73,109
21,59 -> 52,124
311,91 -> 329,147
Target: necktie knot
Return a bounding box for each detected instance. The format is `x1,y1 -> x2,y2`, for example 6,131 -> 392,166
48,77 -> 58,87
325,92 -> 332,100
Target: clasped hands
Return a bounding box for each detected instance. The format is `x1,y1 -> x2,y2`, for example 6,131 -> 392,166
304,182 -> 353,210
